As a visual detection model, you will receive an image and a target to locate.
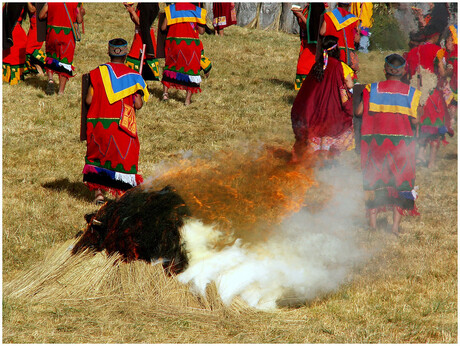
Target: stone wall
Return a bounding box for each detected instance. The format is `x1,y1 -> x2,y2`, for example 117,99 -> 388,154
204,2 -> 457,38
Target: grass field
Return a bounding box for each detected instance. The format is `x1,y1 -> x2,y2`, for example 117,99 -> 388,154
2,3 -> 457,343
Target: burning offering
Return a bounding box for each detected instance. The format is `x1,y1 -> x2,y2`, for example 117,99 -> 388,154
72,185 -> 190,275
71,146 -> 367,310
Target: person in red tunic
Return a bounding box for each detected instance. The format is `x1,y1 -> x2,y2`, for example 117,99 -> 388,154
212,2 -> 237,37
290,35 -> 354,164
437,25 -> 458,118
356,54 -> 421,235
83,38 -> 149,205
2,4 -> 27,85
405,28 -> 453,168
291,3 -> 326,90
124,2 -> 160,81
161,2 -> 207,105
25,3 -> 46,76
319,3 -> 360,72
39,2 -> 85,95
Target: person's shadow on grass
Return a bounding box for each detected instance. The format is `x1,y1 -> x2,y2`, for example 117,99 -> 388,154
42,178 -> 93,202
268,78 -> 293,91
23,74 -> 49,94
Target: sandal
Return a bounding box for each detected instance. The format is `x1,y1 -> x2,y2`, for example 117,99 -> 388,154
45,80 -> 55,95
162,92 -> 169,101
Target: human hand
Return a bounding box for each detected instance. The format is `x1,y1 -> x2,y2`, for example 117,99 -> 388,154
291,5 -> 302,12
123,3 -> 134,11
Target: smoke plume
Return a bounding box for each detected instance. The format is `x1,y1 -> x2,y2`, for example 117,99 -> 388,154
177,160 -> 369,310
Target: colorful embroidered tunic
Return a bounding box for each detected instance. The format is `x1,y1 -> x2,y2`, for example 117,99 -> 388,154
361,80 -> 421,215
162,3 -> 207,93
44,2 -> 80,78
25,11 -> 46,73
2,13 -> 27,85
295,3 -> 326,90
83,63 -> 149,195
126,8 -> 160,81
323,7 -> 359,67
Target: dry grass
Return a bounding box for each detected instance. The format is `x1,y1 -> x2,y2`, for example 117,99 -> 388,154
2,3 -> 457,343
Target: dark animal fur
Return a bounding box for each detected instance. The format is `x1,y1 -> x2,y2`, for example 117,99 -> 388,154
72,185 -> 190,275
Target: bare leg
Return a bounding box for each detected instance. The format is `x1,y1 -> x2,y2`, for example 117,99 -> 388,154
219,28 -> 224,36
417,144 -> 427,164
58,74 -> 68,95
185,90 -> 192,105
162,85 -> 169,101
427,141 -> 439,169
392,206 -> 402,235
47,69 -> 54,81
35,64 -> 44,76
369,209 -> 377,230
46,70 -> 55,95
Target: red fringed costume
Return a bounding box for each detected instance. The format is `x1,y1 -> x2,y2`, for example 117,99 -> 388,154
44,2 -> 80,78
83,63 -> 149,195
162,3 -> 207,93
361,81 -> 421,216
291,57 -> 354,161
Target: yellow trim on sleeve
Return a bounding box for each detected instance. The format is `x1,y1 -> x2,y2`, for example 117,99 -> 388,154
410,89 -> 421,118
341,62 -> 354,79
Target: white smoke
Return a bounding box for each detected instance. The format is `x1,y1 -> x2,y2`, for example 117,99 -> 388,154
178,162 -> 370,310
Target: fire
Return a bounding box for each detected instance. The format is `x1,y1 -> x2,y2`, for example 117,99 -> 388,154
143,145 -> 317,243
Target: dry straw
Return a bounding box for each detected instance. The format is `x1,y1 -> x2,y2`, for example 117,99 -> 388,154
3,3 -> 457,343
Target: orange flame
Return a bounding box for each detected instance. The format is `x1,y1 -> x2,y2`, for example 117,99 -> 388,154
144,146 -> 318,242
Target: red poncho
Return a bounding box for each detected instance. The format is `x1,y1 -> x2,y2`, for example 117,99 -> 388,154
361,80 -> 421,215
83,63 -> 147,195
323,7 -> 358,66
405,42 -> 442,77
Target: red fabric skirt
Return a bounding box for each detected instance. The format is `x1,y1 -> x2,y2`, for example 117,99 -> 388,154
26,14 -> 43,55
128,28 -> 157,59
212,3 -> 237,29
3,22 -> 27,65
2,21 -> 27,85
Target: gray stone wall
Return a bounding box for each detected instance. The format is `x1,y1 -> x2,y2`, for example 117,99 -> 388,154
204,2 -> 457,38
